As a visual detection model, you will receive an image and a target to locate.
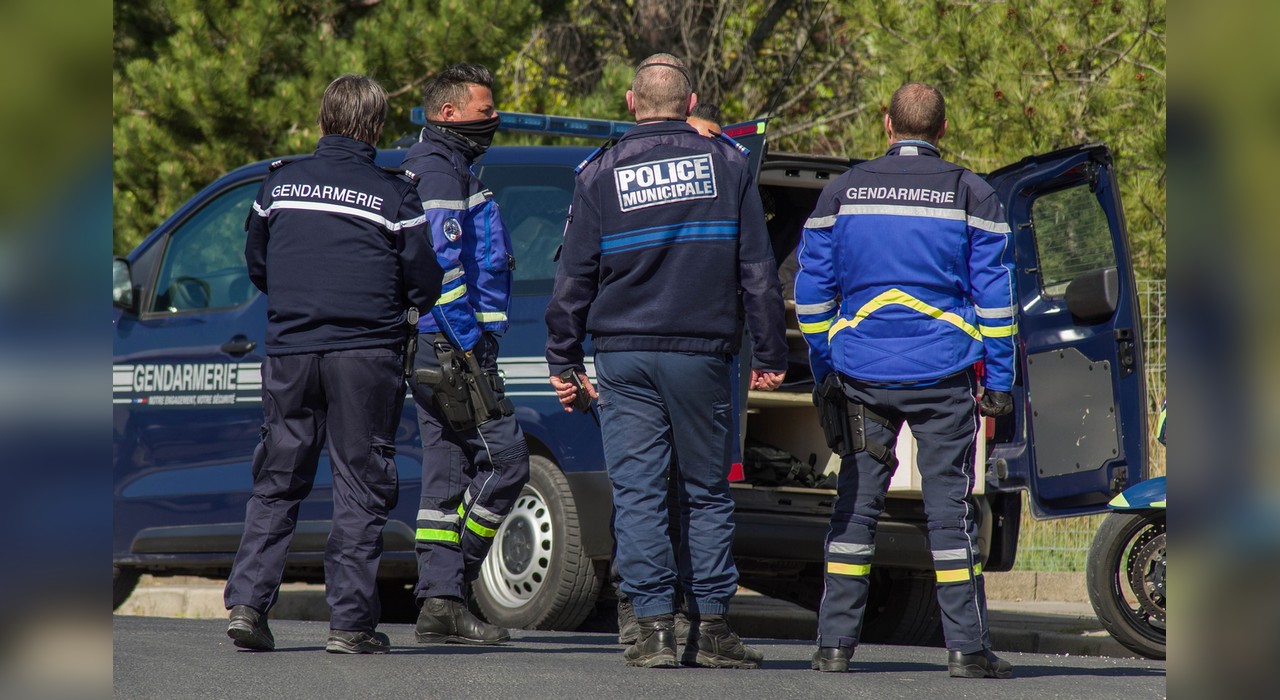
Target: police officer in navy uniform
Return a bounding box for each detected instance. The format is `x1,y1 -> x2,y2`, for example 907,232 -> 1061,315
795,82 -> 1017,678
402,63 -> 529,645
225,74 -> 443,654
546,54 -> 787,669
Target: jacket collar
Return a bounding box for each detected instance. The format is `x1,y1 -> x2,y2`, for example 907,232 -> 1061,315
419,124 -> 485,164
886,140 -> 940,158
619,119 -> 699,143
315,134 -> 376,161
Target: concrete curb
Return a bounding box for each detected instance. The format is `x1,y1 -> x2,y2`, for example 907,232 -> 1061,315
117,572 -> 1143,660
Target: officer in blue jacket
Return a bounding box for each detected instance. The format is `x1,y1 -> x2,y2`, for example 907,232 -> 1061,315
401,63 -> 529,645
225,74 -> 443,654
796,82 -> 1016,678
546,54 -> 787,669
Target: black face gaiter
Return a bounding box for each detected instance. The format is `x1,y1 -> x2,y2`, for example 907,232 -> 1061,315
432,115 -> 501,153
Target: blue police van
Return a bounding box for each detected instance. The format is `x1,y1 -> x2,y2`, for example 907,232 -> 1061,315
113,112 -> 1147,644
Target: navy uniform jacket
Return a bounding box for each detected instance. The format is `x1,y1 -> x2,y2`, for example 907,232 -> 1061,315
402,126 -> 514,351
244,135 -> 443,355
545,120 -> 787,375
794,140 -> 1018,391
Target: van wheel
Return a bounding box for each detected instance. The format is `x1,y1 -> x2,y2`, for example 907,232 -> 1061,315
114,566 -> 141,610
473,455 -> 602,630
861,570 -> 943,646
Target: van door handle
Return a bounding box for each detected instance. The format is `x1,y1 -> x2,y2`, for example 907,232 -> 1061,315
221,337 -> 257,356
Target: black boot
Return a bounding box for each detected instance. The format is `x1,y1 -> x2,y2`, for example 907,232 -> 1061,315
226,605 -> 274,651
623,614 -> 678,668
415,597 -> 510,645
325,629 -> 391,654
811,646 -> 852,672
948,649 -> 1014,678
681,614 -> 763,669
617,596 -> 639,645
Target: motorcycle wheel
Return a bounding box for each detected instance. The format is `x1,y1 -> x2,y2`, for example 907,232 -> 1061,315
1086,510 -> 1166,659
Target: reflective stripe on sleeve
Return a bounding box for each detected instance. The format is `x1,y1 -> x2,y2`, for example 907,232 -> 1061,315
442,268 -> 465,284
804,215 -> 838,229
436,285 -> 467,305
975,304 -> 1016,319
417,509 -> 459,525
931,548 -> 970,562
799,318 -> 835,335
795,299 -> 838,315
967,215 -> 1011,234
979,323 -> 1018,338
475,311 -> 508,323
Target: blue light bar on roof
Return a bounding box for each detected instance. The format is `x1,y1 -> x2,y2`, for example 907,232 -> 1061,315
409,107 -> 633,140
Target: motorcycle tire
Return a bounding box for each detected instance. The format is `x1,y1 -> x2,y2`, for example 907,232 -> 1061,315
1086,510 -> 1166,659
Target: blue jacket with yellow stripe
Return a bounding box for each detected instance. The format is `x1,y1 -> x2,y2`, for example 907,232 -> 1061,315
794,141 -> 1018,391
545,120 -> 787,375
403,125 -> 513,351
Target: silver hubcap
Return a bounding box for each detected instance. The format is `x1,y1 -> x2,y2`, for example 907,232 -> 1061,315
479,484 -> 554,609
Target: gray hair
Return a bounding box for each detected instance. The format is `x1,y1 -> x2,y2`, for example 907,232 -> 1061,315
318,74 -> 388,145
631,53 -> 691,119
422,63 -> 495,116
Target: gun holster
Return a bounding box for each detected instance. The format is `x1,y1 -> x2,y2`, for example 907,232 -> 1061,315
813,375 -> 898,469
411,336 -> 513,432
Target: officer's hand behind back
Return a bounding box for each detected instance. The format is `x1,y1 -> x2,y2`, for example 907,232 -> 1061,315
979,390 -> 1013,417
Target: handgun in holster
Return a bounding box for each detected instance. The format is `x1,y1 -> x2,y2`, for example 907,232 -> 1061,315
812,374 -> 898,469
411,335 -> 513,432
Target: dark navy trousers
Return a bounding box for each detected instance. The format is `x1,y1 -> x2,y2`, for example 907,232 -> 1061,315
596,350 -> 737,619
225,348 -> 404,632
412,333 -> 529,601
817,369 -> 991,654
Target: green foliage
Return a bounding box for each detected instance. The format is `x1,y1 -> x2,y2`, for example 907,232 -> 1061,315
113,0 -> 539,254
114,0 -> 1164,281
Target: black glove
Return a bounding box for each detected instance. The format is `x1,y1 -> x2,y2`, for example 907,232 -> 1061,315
979,390 -> 1013,417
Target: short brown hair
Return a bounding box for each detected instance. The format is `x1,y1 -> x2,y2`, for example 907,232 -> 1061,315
318,74 -> 387,145
631,53 -> 691,119
888,82 -> 946,141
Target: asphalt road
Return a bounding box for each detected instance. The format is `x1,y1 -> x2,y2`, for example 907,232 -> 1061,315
114,616 -> 1166,700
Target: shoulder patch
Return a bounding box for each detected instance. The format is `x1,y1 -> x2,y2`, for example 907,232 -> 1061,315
269,158 -> 292,171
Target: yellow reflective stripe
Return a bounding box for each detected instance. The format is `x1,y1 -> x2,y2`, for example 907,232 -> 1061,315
436,285 -> 467,305
416,528 -> 460,544
936,563 -> 983,583
1151,500 -> 1166,508
827,562 -> 871,576
799,318 -> 835,335
979,323 -> 1018,338
1109,493 -> 1130,508
475,311 -> 507,323
464,518 -> 497,538
828,289 -> 982,342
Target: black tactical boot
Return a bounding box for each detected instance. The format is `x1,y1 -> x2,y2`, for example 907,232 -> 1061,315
325,629 -> 391,654
681,614 -> 763,669
948,649 -> 1014,678
617,596 -> 639,645
673,611 -> 692,646
226,605 -> 274,651
811,646 -> 853,672
415,596 -> 510,645
623,614 -> 679,668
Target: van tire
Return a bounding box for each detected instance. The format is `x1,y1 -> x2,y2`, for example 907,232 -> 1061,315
473,455 -> 602,630
861,570 -> 943,646
114,566 -> 141,610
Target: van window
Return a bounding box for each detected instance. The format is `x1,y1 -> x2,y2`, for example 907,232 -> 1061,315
1030,184 -> 1116,297
150,181 -> 261,313
478,165 -> 576,296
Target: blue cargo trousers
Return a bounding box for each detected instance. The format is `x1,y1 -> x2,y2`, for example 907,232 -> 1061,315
817,368 -> 991,654
596,350 -> 738,619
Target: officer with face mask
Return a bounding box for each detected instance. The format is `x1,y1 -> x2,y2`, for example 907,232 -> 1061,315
402,63 -> 529,646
